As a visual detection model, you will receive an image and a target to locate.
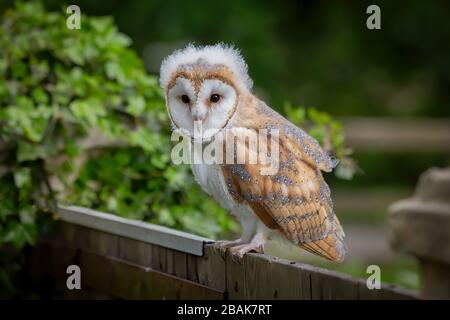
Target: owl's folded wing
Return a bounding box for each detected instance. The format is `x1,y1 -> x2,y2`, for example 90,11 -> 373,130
222,130 -> 346,262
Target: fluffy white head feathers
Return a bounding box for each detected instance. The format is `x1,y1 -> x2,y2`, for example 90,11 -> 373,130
159,43 -> 253,91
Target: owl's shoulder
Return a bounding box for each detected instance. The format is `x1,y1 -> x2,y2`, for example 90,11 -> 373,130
235,97 -> 336,172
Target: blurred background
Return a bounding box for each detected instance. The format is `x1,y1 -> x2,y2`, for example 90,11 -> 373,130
1,0 -> 449,294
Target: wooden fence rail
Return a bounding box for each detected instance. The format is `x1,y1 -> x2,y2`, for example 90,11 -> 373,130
341,117 -> 450,152
28,206 -> 417,300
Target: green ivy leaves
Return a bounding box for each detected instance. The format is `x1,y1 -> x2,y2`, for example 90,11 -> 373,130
285,103 -> 357,180
0,2 -> 354,295
0,1 -> 238,263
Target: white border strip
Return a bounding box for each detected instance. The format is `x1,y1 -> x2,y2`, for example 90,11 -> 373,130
58,205 -> 212,256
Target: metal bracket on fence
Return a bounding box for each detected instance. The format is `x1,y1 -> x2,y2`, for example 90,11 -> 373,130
58,205 -> 212,256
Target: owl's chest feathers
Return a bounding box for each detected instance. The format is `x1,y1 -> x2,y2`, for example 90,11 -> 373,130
191,160 -> 232,209
189,138 -> 235,207
191,159 -> 259,231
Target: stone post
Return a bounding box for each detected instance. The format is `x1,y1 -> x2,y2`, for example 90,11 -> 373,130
388,167 -> 450,299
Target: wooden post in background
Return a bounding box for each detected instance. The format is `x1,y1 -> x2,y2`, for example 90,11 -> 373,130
389,167 -> 450,299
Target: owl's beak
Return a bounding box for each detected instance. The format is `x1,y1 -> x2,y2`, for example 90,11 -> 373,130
191,105 -> 207,122
193,114 -> 206,121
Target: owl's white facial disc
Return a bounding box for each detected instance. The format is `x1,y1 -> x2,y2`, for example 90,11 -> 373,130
167,78 -> 237,138
199,79 -> 236,133
167,77 -> 196,133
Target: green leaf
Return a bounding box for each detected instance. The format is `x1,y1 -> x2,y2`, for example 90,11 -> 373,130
128,128 -> 158,152
19,206 -> 36,224
17,141 -> 45,162
285,103 -> 306,124
11,62 -> 27,78
70,98 -> 106,126
164,167 -> 188,189
307,108 -> 331,125
158,208 -> 175,226
14,168 -> 31,188
31,87 -> 49,105
126,96 -> 146,116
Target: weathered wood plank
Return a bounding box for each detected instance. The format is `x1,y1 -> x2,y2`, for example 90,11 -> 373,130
308,267 -> 359,300
224,251 -> 415,300
28,241 -> 79,286
186,253 -> 199,283
149,244 -> 188,279
43,219 -> 419,300
88,228 -> 119,257
57,222 -> 119,257
357,280 -> 417,300
33,241 -> 224,299
165,248 -> 188,279
299,266 -> 312,300
81,249 -> 224,299
195,245 -> 226,291
244,255 -> 303,299
151,245 -> 168,272
118,237 -> 153,266
80,248 -> 118,296
226,251 -> 247,299
57,222 -> 91,250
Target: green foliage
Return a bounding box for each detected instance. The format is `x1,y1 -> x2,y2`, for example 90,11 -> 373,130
0,1 -> 354,295
0,2 -> 237,255
285,103 -> 357,180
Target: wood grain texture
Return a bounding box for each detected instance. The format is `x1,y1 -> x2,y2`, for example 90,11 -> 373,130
118,237 -> 153,266
80,249 -> 223,299
30,221 -> 418,300
244,255 -> 304,299
225,251 -> 247,299
196,244 -> 226,291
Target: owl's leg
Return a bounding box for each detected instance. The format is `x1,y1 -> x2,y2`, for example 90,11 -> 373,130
213,208 -> 257,258
229,222 -> 270,263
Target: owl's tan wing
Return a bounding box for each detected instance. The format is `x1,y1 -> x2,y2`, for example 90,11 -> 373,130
223,105 -> 346,262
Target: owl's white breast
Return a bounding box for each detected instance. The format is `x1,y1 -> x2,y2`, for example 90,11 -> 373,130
190,137 -> 246,209
191,159 -> 258,234
191,162 -> 233,210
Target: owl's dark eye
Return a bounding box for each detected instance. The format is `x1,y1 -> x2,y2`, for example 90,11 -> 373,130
181,95 -> 190,104
210,94 -> 220,103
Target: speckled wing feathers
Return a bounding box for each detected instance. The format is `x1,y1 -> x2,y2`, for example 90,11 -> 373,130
222,100 -> 347,262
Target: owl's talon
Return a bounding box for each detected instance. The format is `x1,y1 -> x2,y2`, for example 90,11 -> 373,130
229,242 -> 264,264
231,251 -> 245,264
213,239 -> 244,259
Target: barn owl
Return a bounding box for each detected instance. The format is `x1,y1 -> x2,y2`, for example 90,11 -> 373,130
160,44 -> 347,262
